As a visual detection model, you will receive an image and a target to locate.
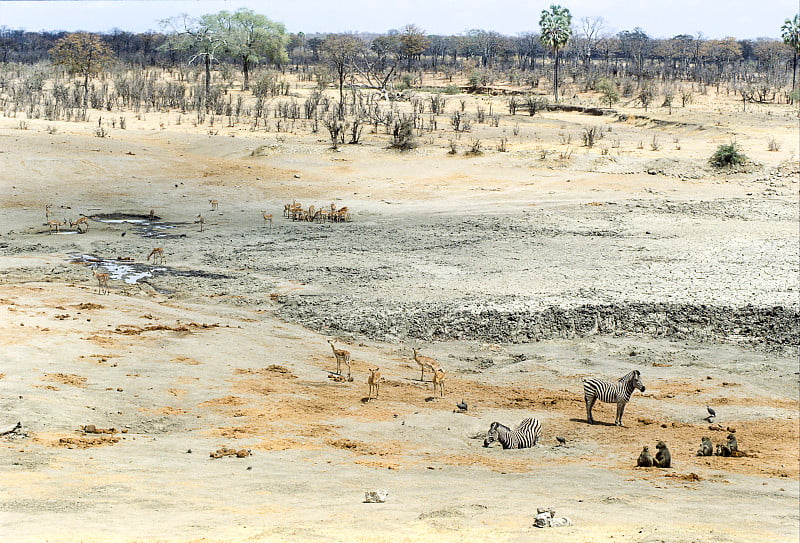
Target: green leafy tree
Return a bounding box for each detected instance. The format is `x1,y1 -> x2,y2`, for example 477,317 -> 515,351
160,14 -> 225,95
50,32 -> 113,101
782,14 -> 800,97
539,4 -> 572,102
597,78 -> 618,107
209,8 -> 288,90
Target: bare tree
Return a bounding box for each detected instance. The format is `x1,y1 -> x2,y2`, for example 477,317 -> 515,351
576,16 -> 606,65
322,34 -> 362,114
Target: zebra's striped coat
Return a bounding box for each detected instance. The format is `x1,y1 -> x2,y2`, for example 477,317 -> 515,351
583,369 -> 646,426
483,417 -> 542,449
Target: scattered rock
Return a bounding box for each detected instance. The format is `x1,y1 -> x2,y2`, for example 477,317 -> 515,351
363,490 -> 388,503
533,508 -> 572,528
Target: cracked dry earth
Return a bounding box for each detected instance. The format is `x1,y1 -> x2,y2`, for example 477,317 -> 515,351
0,101 -> 798,542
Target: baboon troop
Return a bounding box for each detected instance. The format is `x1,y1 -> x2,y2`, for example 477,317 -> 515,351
637,441 -> 670,468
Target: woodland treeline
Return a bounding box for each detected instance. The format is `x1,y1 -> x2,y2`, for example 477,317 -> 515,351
0,9 -> 797,149
0,19 -> 796,92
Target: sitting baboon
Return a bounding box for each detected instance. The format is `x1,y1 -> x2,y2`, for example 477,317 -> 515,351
654,441 -> 671,468
715,443 -> 730,457
726,433 -> 738,454
637,445 -> 654,467
697,437 -> 713,456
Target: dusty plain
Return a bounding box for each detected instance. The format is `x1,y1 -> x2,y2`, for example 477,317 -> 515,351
0,79 -> 799,542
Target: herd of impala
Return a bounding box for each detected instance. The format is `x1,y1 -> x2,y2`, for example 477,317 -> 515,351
328,339 -> 446,402
42,199 -> 353,298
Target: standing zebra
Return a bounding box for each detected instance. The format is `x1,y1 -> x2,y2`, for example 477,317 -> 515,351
583,369 -> 646,426
483,417 -> 542,449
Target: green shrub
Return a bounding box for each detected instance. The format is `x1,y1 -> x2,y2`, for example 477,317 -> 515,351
709,142 -> 747,168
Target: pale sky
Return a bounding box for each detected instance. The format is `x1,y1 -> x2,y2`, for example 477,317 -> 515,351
0,0 -> 796,39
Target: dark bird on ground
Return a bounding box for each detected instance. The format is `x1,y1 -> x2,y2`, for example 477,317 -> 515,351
703,405 -> 716,423
556,436 -> 567,446
456,400 -> 468,411
121,231 -> 126,237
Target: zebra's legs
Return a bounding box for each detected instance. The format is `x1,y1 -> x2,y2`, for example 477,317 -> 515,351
585,395 -> 596,424
615,402 -> 627,426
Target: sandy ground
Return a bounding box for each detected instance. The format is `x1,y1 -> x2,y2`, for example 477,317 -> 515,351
0,84 -> 798,542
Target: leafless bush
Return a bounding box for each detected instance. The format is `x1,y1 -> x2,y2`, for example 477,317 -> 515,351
448,139 -> 458,154
476,106 -> 486,123
513,122 -> 520,136
581,126 -> 602,148
650,136 -> 661,151
429,94 -> 446,115
496,137 -> 508,152
322,115 -> 347,150
390,116 -> 416,150
767,138 -> 781,152
508,96 -> 518,115
466,138 -> 483,155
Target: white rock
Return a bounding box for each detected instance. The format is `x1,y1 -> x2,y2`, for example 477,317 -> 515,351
363,490 -> 388,503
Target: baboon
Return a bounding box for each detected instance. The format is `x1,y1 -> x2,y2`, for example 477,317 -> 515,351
697,437 -> 713,456
654,441 -> 671,468
726,433 -> 738,454
637,445 -> 654,467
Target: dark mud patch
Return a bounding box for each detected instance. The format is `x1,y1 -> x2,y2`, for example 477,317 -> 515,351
277,297 -> 799,351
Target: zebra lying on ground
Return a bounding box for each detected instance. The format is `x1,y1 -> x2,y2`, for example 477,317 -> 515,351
482,417 -> 542,449
583,369 -> 646,427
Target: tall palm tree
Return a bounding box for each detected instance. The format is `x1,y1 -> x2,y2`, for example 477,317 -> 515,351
781,14 -> 800,100
539,4 -> 573,102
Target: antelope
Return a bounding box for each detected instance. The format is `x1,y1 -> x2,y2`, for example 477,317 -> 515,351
262,211 -> 273,228
195,214 -> 205,231
47,218 -> 66,234
328,339 -> 351,379
147,247 -> 166,264
209,199 -> 219,211
70,216 -> 90,233
368,368 -> 383,401
432,369 -> 446,398
92,269 -> 109,295
412,348 -> 442,382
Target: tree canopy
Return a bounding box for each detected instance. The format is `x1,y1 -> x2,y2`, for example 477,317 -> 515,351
207,8 -> 289,90
539,4 -> 572,101
50,32 -> 113,94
